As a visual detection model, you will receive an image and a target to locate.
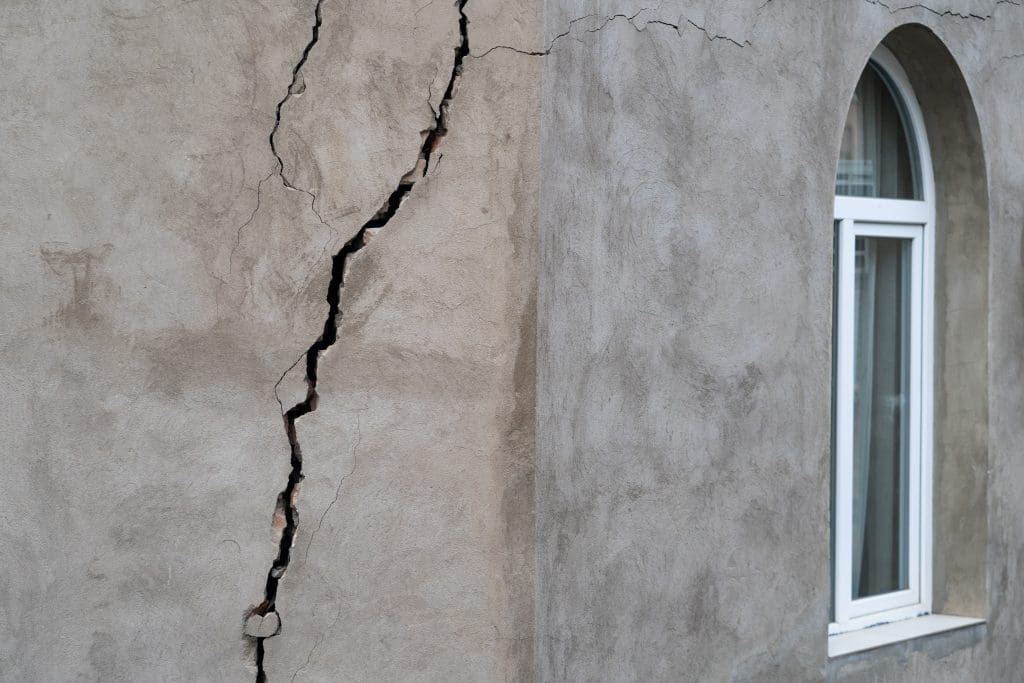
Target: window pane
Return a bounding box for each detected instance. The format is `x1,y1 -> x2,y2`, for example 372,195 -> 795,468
836,64 -> 920,199
851,236 -> 911,599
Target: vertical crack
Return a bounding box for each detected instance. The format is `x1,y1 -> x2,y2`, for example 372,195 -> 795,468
249,1 -> 470,680
270,0 -> 325,191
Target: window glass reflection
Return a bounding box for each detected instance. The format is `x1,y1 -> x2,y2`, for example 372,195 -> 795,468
851,236 -> 911,598
837,64 -> 920,199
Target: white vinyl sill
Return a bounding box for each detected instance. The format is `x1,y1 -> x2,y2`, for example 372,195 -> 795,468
828,615 -> 985,658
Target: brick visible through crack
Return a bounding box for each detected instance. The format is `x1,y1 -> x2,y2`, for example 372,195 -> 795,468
247,1 -> 472,681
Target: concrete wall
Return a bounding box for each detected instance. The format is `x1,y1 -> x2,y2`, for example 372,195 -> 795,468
2,0 -> 1023,681
537,1 -> 1024,681
0,0 -> 537,680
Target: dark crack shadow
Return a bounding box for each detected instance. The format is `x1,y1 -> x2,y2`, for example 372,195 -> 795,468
247,1 -> 472,680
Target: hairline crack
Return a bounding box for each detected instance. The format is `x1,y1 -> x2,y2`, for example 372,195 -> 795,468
470,8 -> 750,59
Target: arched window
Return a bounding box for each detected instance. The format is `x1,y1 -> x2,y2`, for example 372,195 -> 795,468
831,45 -> 935,635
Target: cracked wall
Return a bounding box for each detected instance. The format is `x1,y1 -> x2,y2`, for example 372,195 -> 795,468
0,0 -> 537,680
254,0 -> 540,679
3,0 -> 1024,681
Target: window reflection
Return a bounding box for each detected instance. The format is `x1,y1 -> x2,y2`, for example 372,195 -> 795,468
837,64 -> 920,200
852,236 -> 911,598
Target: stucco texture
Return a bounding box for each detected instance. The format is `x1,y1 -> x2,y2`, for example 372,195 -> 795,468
3,0 -> 1024,681
0,0 -> 537,680
537,1 -> 1024,681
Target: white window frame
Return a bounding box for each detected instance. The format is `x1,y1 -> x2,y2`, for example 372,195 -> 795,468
830,45 -> 935,637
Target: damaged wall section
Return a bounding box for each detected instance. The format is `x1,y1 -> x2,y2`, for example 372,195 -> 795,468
246,0 -> 472,676
244,0 -> 541,680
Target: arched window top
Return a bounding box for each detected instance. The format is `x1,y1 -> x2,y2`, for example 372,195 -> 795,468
836,48 -> 924,200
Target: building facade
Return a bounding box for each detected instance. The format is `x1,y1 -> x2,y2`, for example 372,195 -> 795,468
1,0 -> 1022,680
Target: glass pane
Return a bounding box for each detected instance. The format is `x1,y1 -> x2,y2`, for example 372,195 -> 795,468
836,64 -> 920,199
851,236 -> 911,599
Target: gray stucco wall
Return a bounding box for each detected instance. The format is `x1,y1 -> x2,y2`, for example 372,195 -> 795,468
537,1 -> 1024,681
2,0 -> 1023,681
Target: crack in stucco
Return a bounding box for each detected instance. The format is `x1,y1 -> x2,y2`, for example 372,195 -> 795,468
269,0 -> 325,192
225,0 -> 334,285
861,0 -> 1022,20
472,8 -> 748,59
248,1 -> 471,680
264,0 -> 335,234
229,171 -> 274,275
471,2 -> 1020,61
303,415 -> 361,562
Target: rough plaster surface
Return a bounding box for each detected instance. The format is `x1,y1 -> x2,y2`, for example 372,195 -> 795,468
0,0 -> 536,680
537,1 -> 1024,681
2,0 -> 1024,681
0,2 -> 317,679
260,0 -> 540,679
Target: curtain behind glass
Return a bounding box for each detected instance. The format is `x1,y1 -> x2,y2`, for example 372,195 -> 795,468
852,237 -> 911,599
836,65 -> 919,200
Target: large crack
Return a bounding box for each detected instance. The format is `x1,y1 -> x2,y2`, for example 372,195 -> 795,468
248,1 -> 471,680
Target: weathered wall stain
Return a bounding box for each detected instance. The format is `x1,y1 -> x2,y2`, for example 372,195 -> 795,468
39,242 -> 115,328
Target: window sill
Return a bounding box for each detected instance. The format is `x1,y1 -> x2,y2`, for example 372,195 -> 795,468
828,614 -> 985,658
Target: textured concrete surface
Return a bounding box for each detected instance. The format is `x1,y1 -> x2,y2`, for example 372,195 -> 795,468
3,0 -> 1024,681
0,0 -> 537,680
537,1 -> 1024,681
0,2 -> 314,679
260,0 -> 540,680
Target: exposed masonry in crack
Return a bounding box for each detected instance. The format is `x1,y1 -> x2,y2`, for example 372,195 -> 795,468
248,1 -> 471,681
861,0 -> 1022,20
471,7 -> 748,59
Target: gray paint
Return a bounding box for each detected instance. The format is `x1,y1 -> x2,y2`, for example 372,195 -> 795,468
2,0 -> 1023,681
